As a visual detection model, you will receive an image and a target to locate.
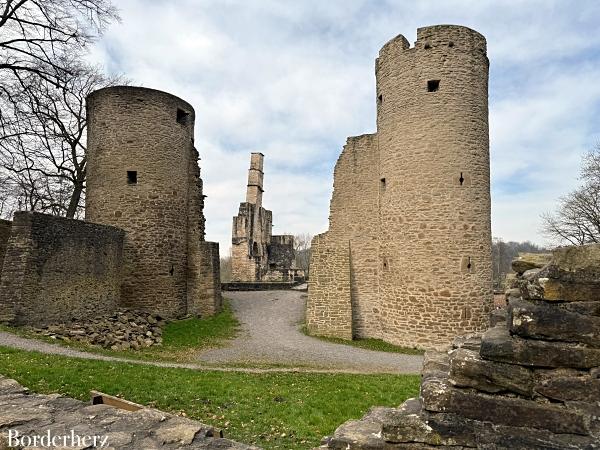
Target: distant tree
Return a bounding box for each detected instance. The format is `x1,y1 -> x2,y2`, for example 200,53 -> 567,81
491,238 -> 548,290
294,233 -> 312,276
220,256 -> 232,283
542,144 -> 600,245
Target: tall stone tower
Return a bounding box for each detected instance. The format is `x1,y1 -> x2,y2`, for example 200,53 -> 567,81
307,25 -> 493,350
86,86 -> 221,318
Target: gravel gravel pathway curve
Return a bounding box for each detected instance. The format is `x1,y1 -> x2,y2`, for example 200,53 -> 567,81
197,290 -> 423,374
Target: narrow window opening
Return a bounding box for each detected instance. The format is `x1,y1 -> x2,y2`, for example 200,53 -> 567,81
169,265 -> 174,276
377,94 -> 383,104
424,43 -> 431,49
466,257 -> 472,271
427,80 -> 440,92
459,172 -> 465,185
127,171 -> 137,185
380,177 -> 386,193
448,41 -> 454,48
176,108 -> 189,124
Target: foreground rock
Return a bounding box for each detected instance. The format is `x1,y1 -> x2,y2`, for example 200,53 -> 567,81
317,244 -> 600,449
0,376 -> 259,449
29,309 -> 166,350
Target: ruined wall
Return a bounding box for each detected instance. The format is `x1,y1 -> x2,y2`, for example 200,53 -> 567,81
306,234 -> 352,339
307,25 -> 493,350
0,220 -> 11,275
0,212 -> 124,326
86,86 -> 221,318
268,235 -> 295,270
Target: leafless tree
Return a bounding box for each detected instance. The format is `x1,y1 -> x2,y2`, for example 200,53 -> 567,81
294,233 -> 312,275
0,0 -> 119,219
0,0 -> 118,88
0,62 -> 123,218
542,144 -> 600,245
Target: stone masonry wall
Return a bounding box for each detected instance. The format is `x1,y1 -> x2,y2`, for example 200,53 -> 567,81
307,25 -> 493,350
306,234 -> 352,339
0,212 -> 124,326
326,133 -> 381,339
0,219 -> 11,275
86,86 -> 220,319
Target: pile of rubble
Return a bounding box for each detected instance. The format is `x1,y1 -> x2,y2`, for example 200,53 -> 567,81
29,310 -> 165,350
319,244 -> 600,449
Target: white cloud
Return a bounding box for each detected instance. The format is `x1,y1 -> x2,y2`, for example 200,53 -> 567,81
88,0 -> 600,251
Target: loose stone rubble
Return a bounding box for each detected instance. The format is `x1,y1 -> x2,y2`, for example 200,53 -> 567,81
318,244 -> 600,449
29,310 -> 166,350
0,376 -> 258,450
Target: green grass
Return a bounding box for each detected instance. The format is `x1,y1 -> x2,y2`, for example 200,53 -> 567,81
0,346 -> 420,449
301,325 -> 425,355
0,301 -> 240,363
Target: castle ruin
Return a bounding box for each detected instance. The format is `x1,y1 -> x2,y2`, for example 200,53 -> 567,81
231,153 -> 302,282
307,25 -> 493,350
0,86 -> 222,326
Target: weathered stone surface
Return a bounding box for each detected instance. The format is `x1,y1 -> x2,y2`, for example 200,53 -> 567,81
511,253 -> 551,274
480,325 -> 600,369
448,348 -> 534,396
451,334 -> 481,352
421,351 -> 449,380
422,377 -> 588,435
562,300 -> 600,316
0,376 -> 258,449
509,298 -> 600,347
325,419 -> 385,449
540,278 -> 600,302
547,244 -> 600,283
489,308 -> 506,327
535,372 -> 600,403
424,412 -> 600,449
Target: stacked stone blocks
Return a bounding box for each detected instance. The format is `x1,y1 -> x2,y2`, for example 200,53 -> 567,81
319,244 -> 600,449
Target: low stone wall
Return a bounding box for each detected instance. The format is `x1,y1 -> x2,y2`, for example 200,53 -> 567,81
319,244 -> 600,449
0,212 -> 125,326
0,219 -> 11,276
221,281 -> 298,291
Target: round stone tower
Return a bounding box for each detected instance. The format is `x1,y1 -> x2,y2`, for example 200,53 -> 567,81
86,86 -> 197,317
376,25 -> 492,348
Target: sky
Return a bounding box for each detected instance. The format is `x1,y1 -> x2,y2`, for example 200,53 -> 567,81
87,0 -> 600,254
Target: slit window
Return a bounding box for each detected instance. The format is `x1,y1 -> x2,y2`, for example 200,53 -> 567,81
377,94 -> 383,104
380,177 -> 386,193
176,108 -> 189,124
127,171 -> 137,185
427,80 -> 440,92
459,172 -> 465,185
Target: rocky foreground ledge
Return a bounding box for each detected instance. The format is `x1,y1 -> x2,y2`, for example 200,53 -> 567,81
0,376 -> 259,449
318,245 -> 600,449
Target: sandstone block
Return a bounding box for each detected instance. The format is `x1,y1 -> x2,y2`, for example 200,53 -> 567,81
489,308 -> 506,327
511,253 -> 551,274
422,376 -> 588,435
325,419 -> 385,449
448,348 -> 534,396
535,372 -> 600,403
509,298 -> 600,347
480,325 -> 600,369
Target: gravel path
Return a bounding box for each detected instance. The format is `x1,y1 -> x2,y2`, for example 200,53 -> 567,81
197,290 -> 423,374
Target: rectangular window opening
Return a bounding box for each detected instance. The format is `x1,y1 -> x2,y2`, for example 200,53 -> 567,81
380,177 -> 386,193
427,80 -> 440,92
127,170 -> 137,185
176,108 -> 189,124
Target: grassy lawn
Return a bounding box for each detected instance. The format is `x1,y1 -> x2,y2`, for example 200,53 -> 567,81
0,300 -> 240,363
300,325 -> 425,355
0,346 -> 420,449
